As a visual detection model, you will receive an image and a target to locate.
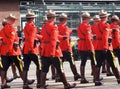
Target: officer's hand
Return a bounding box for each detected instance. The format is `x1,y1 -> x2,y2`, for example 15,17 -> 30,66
56,40 -> 60,49
112,28 -> 116,33
63,36 -> 67,40
34,39 -> 39,48
108,37 -> 112,44
93,35 -> 96,40
23,37 -> 25,42
13,42 -> 19,51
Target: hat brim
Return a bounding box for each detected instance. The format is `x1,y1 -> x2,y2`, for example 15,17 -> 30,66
59,17 -> 68,19
47,14 -> 58,18
26,16 -> 36,18
100,13 -> 110,18
82,16 -> 91,19
81,15 -> 90,18
26,15 -> 37,18
111,18 -> 119,21
6,17 -> 18,20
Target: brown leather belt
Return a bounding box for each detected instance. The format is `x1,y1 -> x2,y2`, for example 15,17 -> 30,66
25,39 -> 28,42
43,41 -> 50,44
2,42 -> 7,45
113,37 -> 115,39
96,38 -> 102,40
78,38 -> 86,40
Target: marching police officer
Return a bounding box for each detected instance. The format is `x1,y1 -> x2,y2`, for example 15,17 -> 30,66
1,19 -> 20,83
91,15 -> 113,77
94,10 -> 120,86
23,11 -> 42,89
77,12 -> 97,83
40,16 -> 56,80
40,10 -> 76,89
58,13 -> 81,81
0,14 -> 34,89
0,14 -> 22,89
110,15 -> 120,66
91,15 -> 101,48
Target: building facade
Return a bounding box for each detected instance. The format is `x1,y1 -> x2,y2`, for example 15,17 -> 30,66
20,0 -> 120,31
0,0 -> 20,29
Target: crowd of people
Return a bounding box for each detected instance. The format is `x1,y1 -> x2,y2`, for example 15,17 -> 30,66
0,9 -> 120,89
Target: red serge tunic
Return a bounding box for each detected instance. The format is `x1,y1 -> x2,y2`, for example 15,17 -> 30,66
58,23 -> 72,52
0,24 -> 21,56
23,22 -> 39,54
77,22 -> 94,51
95,21 -> 113,51
40,22 -> 62,57
110,23 -> 120,49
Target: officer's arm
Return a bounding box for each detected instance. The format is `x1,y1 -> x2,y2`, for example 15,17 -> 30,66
103,28 -> 109,49
36,34 -> 43,40
85,26 -> 94,51
50,26 -> 57,57
115,29 -> 120,48
85,31 -> 94,51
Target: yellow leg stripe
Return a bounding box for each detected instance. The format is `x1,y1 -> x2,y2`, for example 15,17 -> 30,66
37,55 -> 42,70
111,51 -> 117,68
58,57 -> 64,73
0,58 -> 3,68
17,56 -> 23,72
92,51 -> 97,66
71,52 -> 75,65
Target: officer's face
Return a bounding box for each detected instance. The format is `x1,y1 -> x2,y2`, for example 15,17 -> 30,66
102,16 -> 108,22
52,17 -> 56,23
114,21 -> 119,25
63,19 -> 67,25
9,19 -> 15,25
94,20 -> 100,24
53,17 -> 56,22
85,18 -> 90,23
101,17 -> 107,22
105,17 -> 108,21
44,20 -> 48,24
31,18 -> 35,23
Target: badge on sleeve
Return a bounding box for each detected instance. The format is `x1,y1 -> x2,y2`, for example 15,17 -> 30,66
87,30 -> 91,34
66,32 -> 68,34
11,31 -> 15,35
105,28 -> 109,31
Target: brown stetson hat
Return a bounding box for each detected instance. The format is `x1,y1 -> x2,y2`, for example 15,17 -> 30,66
6,13 -> 17,20
47,10 -> 57,18
111,15 -> 119,21
59,13 -> 68,19
81,12 -> 90,18
99,10 -> 110,18
26,11 -> 36,18
93,15 -> 100,21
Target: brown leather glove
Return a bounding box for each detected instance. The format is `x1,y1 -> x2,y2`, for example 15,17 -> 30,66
112,28 -> 116,33
13,42 -> 19,51
34,39 -> 39,48
56,40 -> 60,49
63,36 -> 67,40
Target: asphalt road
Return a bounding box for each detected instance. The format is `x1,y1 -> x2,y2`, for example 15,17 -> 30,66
1,59 -> 120,89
